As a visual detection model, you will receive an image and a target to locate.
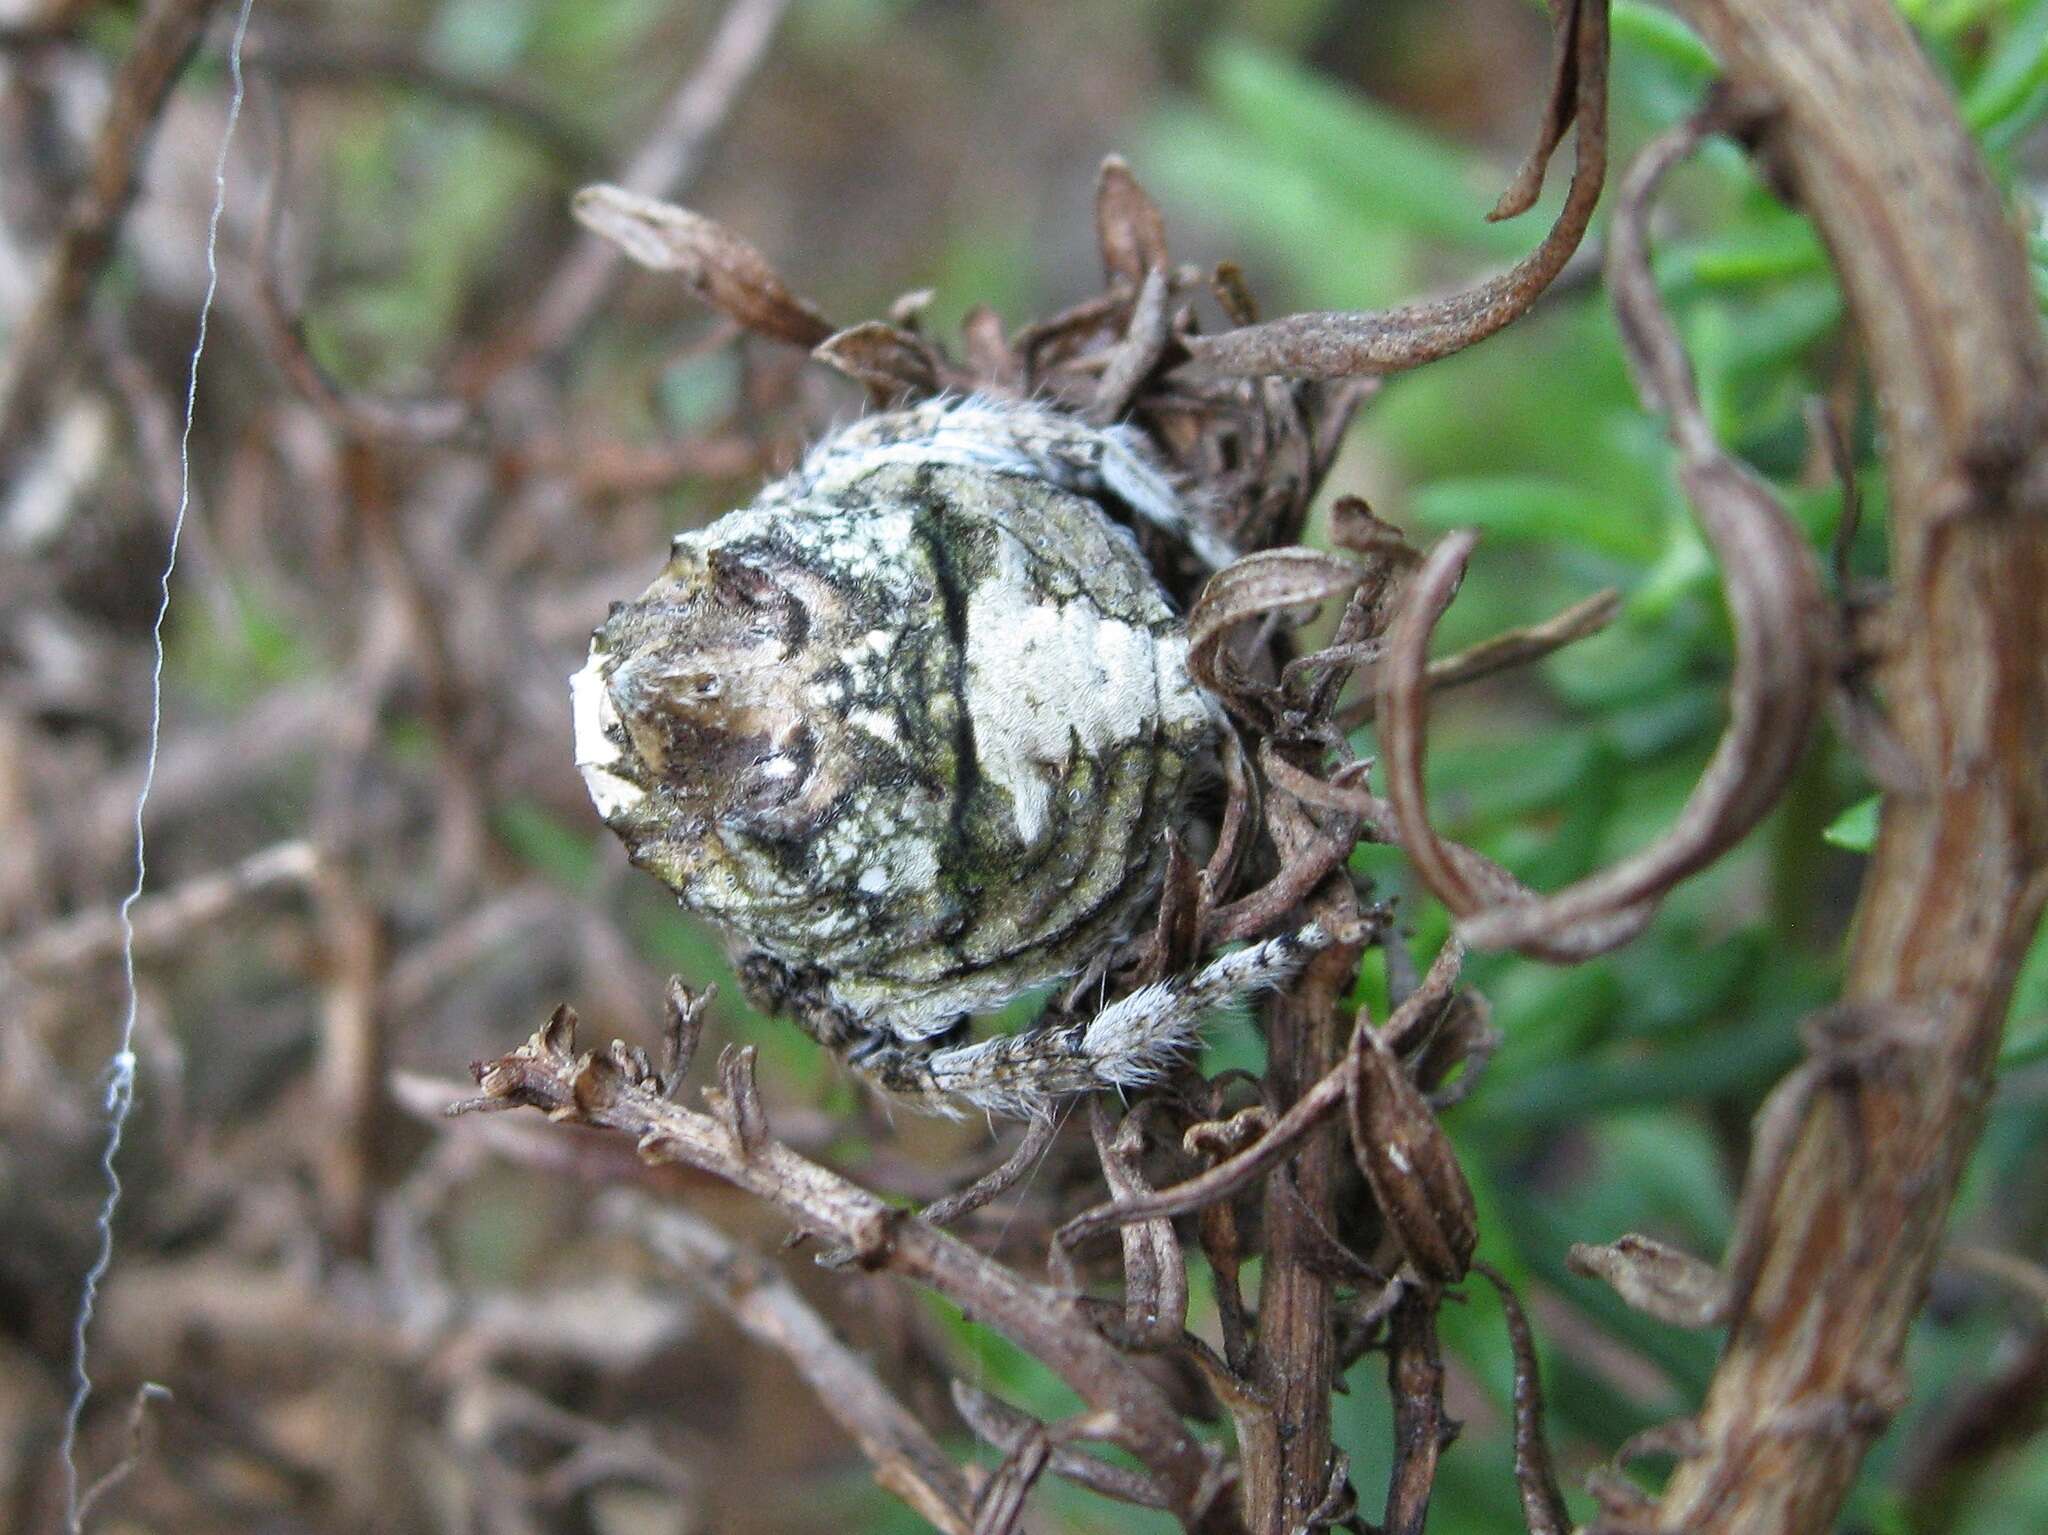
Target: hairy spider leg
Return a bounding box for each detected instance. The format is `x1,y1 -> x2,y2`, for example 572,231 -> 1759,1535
832,922 -> 1332,1119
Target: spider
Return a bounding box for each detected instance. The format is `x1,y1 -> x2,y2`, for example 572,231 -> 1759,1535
571,396 -> 1328,1118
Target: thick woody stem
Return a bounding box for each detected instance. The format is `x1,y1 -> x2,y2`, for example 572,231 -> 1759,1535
1243,887 -> 1362,1532
1653,5 -> 2048,1532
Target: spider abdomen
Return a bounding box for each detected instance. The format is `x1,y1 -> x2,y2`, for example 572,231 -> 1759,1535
573,399 -> 1218,1040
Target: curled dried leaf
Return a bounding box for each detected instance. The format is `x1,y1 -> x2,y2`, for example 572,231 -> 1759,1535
1567,1234 -> 1727,1328
1091,1098 -> 1189,1345
661,978 -> 712,1099
1339,585 -> 1620,728
1489,0 -> 1584,222
1095,155 -> 1169,284
717,1042 -> 769,1155
1377,105 -> 1830,960
1346,1014 -> 1477,1283
1187,548 -> 1364,724
570,1050 -> 627,1116
1089,263 -> 1175,423
812,320 -> 946,401
1183,1104 -> 1271,1162
1376,534 -> 1655,959
539,1002 -> 579,1058
572,183 -> 834,346
1181,0 -> 1609,379
1211,262 -> 1259,326
960,304 -> 1019,389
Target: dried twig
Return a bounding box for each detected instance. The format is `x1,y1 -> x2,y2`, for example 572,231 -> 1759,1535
619,1195 -> 976,1535
952,1383 -> 1171,1511
1475,1263 -> 1571,1535
246,32 -> 600,170
1382,1288 -> 1453,1535
1179,0 -> 1609,380
72,1382 -> 173,1527
461,0 -> 793,381
252,83 -> 472,443
0,0 -> 221,482
0,839 -> 318,982
1090,1096 -> 1189,1347
1336,586 -> 1620,728
453,1009 -> 1241,1532
917,1111 -> 1060,1229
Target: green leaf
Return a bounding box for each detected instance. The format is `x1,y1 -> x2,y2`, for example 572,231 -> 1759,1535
1199,42 -> 1532,256
2001,914 -> 2048,1067
1611,2 -> 1719,77
1823,794 -> 1881,852
1656,219 -> 1827,292
1140,104 -> 1414,308
491,800 -> 601,888
1964,3 -> 2048,131
1409,475 -> 1663,564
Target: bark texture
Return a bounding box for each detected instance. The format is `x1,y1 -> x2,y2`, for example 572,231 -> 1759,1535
1657,4 -> 2048,1531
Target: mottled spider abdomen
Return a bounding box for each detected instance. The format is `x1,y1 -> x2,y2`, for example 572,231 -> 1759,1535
571,398 -> 1219,1054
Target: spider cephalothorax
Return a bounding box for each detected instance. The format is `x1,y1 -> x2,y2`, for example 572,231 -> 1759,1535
573,397 -> 1324,1116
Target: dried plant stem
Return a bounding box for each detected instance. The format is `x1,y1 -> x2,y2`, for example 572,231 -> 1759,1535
0,839 -> 316,981
621,1196 -> 976,1535
456,1016 -> 1239,1532
1242,893 -> 1360,1532
1180,0 -> 1608,381
460,0 -> 792,382
0,0 -> 221,481
1650,4 -> 2048,1532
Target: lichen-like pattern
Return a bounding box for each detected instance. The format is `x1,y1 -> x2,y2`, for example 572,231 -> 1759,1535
573,397 -> 1321,1115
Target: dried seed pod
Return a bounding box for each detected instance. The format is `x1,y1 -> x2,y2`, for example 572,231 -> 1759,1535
571,397 -> 1326,1114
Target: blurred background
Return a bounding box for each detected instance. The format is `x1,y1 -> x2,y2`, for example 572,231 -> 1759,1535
2,1 -> 2046,1530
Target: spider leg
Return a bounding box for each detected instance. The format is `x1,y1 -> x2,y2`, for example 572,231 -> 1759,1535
750,926 -> 1333,1119
885,922 -> 1333,1118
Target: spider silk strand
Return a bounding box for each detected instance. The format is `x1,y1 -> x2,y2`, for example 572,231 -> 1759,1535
58,3 -> 256,1525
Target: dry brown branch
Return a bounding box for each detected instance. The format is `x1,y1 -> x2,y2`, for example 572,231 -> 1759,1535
619,1194 -> 976,1535
1090,1096 -> 1189,1348
311,856 -> 389,1255
252,84 -> 472,444
1241,884 -> 1366,1534
452,1008 -> 1241,1532
0,839 -> 318,982
1381,1287 -> 1452,1535
1054,936 -> 1466,1269
1335,586 -> 1620,728
1476,1263 -> 1571,1535
71,1381 -> 172,1528
1627,4 -> 2048,1531
245,32 -> 600,170
3,9 -> 1659,1534
952,1383 -> 1172,1512
0,0 -> 221,482
460,0 -> 793,383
